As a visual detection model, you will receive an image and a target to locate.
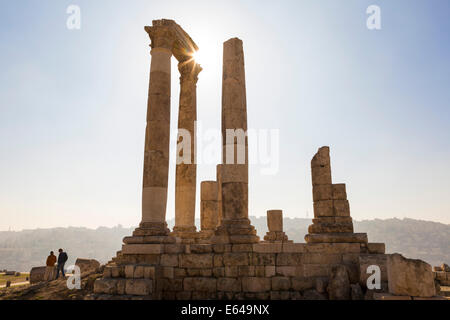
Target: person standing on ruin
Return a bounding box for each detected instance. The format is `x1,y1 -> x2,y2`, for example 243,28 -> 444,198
44,251 -> 56,281
55,248 -> 68,279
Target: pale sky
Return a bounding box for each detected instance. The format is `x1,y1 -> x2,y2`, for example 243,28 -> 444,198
1,0 -> 449,231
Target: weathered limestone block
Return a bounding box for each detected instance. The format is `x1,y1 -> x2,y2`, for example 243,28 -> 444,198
125,279 -> 153,296
276,253 -> 303,266
185,268 -> 212,277
180,254 -> 213,268
308,222 -> 353,234
75,258 -> 100,273
387,253 -> 436,297
270,291 -> 291,300
144,266 -> 155,279
327,265 -> 350,300
156,278 -> 183,292
313,278 -> 327,294
242,277 -> 271,292
251,253 -> 276,266
302,289 -> 327,300
223,252 -> 250,266
305,233 -> 368,244
161,254 -> 179,267
302,253 -> 342,265
164,244 -> 185,254
134,266 -> 144,278
311,164 -> 332,186
333,200 -> 350,217
351,283 -> 364,300
29,266 -> 46,284
265,266 -> 276,277
183,277 -> 217,292
94,279 -> 118,295
313,200 -> 334,217
238,265 -> 255,276
291,277 -> 315,291
303,264 -> 330,278
200,181 -> 219,235
282,243 -> 306,253
217,278 -> 241,292
253,243 -> 282,253
122,244 -> 163,255
276,266 -> 303,277
232,244 -> 254,252
190,244 -> 213,253
267,210 -> 282,231
332,184 -> 347,200
125,265 -> 135,279
367,243 -> 385,254
271,277 -> 291,291
312,184 -> 332,201
201,181 -> 219,201
312,217 -> 353,224
201,201 -> 219,229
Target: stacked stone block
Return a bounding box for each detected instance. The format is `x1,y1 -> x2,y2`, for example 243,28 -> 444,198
305,147 -> 368,244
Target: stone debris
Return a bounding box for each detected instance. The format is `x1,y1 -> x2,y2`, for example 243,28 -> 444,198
75,259 -> 101,274
387,253 -> 436,297
327,265 -> 350,300
29,266 -> 46,284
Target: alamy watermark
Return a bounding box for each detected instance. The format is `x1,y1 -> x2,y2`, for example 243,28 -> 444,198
366,264 -> 381,290
66,5 -> 81,30
367,5 -> 381,30
66,265 -> 81,289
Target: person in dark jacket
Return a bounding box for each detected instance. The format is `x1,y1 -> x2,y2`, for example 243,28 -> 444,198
55,248 -> 68,279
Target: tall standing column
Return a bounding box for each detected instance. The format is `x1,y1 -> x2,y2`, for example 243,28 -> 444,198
172,59 -> 202,242
212,38 -> 259,244
134,24 -> 176,238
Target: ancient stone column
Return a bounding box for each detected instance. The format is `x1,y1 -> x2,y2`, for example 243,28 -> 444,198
134,22 -> 176,239
263,210 -> 291,243
198,181 -> 219,243
212,38 -> 258,244
172,59 -> 202,242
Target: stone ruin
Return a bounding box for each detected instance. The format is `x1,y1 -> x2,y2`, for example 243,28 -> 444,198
92,19 -> 443,300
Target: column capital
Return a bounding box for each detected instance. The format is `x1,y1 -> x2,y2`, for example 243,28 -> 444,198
145,25 -> 176,51
178,60 -> 202,83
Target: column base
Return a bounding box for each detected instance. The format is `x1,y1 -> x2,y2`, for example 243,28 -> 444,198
171,226 -> 198,244
211,218 -> 260,244
263,231 -> 292,243
196,230 -> 215,244
127,222 -> 177,244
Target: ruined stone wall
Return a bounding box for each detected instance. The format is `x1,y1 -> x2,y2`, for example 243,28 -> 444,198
94,241 -> 385,300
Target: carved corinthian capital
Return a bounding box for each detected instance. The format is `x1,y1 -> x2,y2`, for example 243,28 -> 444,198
178,60 -> 202,83
144,23 -> 176,51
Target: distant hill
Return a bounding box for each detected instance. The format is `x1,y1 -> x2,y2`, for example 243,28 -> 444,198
0,218 -> 448,272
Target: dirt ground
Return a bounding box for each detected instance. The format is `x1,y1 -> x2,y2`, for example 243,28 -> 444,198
0,270 -> 102,300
